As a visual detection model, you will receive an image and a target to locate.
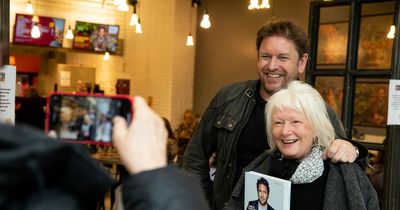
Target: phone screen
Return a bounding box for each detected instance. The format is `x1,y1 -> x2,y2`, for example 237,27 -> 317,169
46,93 -> 133,144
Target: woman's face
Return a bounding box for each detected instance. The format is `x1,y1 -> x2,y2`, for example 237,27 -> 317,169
271,108 -> 314,160
184,112 -> 194,124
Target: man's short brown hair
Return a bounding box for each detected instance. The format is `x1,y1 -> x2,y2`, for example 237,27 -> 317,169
256,20 -> 309,58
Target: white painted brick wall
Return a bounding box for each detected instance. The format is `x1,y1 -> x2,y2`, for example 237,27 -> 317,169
124,0 -> 197,128
10,0 -> 197,129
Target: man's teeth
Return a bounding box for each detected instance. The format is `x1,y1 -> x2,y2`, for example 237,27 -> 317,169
281,139 -> 298,144
267,74 -> 281,78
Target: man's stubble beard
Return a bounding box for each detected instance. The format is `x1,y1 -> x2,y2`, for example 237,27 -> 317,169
262,76 -> 300,99
258,199 -> 267,206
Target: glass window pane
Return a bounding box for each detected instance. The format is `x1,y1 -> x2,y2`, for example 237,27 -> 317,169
352,78 -> 388,144
317,6 -> 349,69
357,2 -> 395,69
315,76 -> 344,117
353,79 -> 388,127
361,1 -> 395,16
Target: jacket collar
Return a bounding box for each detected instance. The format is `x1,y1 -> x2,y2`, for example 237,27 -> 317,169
244,80 -> 264,102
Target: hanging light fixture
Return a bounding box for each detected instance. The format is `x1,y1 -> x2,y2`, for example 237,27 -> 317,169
32,15 -> 39,22
186,1 -> 194,46
192,0 -> 201,7
248,0 -> 259,10
133,1 -> 143,34
65,0 -> 74,39
129,1 -> 139,26
136,18 -> 143,34
200,9 -> 211,29
65,26 -> 74,39
259,0 -> 270,9
25,0 -> 34,14
103,51 -> 110,61
31,0 -> 38,22
387,25 -> 395,39
117,0 -> 129,12
130,12 -> 139,26
186,33 -> 194,46
31,0 -> 40,38
31,22 -> 41,38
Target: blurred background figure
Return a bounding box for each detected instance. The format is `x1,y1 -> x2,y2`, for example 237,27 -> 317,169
163,117 -> 179,165
92,26 -> 109,51
77,114 -> 95,140
15,86 -> 45,130
95,113 -> 112,142
324,88 -> 340,115
175,109 -> 198,165
367,87 -> 388,126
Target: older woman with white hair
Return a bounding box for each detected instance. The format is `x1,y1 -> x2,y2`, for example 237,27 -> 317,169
226,81 -> 379,210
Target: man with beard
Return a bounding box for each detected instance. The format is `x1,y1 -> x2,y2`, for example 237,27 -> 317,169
247,178 -> 275,210
183,20 -> 368,210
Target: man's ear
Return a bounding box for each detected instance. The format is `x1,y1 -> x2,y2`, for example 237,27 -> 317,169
298,53 -> 309,74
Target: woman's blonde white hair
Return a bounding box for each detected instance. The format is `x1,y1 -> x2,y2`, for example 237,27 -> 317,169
265,81 -> 335,150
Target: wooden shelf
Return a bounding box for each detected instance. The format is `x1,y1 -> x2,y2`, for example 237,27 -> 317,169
10,40 -> 123,56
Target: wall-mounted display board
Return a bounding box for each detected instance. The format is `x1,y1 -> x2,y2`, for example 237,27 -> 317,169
13,14 -> 65,48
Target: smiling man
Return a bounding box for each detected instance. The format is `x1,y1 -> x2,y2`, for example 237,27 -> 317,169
247,178 -> 275,210
183,20 -> 367,210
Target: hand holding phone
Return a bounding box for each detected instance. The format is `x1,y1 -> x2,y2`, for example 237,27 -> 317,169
46,92 -> 133,145
113,96 -> 167,174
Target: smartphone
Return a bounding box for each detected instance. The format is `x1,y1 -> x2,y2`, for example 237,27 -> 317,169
46,92 -> 133,145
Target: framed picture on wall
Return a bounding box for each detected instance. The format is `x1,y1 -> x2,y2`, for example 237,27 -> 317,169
353,81 -> 388,127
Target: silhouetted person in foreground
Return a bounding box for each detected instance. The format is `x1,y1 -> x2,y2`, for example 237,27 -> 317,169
15,87 -> 45,130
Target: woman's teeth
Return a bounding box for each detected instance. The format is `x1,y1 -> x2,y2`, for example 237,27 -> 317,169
281,139 -> 299,144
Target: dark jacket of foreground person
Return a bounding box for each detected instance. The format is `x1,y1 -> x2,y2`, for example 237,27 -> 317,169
0,124 -> 208,210
226,150 -> 379,210
122,166 -> 209,210
0,124 -> 113,210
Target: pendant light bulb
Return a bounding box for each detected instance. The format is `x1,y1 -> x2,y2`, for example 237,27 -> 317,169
136,19 -> 143,34
117,0 -> 129,12
259,0 -> 270,9
31,23 -> 41,38
65,26 -> 74,39
186,33 -> 194,46
103,51 -> 110,61
248,0 -> 259,10
32,15 -> 39,23
387,25 -> 395,39
130,13 -> 139,26
200,11 -> 211,29
25,1 -> 34,14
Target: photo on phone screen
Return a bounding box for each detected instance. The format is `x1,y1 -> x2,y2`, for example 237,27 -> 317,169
46,93 -> 132,144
